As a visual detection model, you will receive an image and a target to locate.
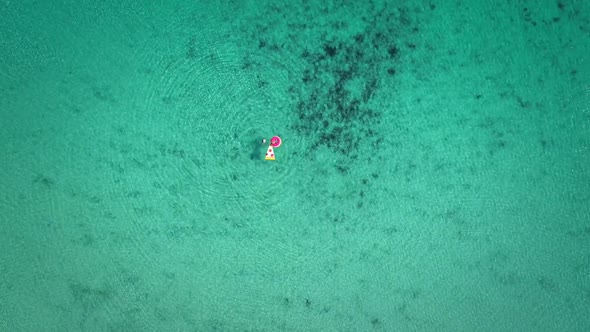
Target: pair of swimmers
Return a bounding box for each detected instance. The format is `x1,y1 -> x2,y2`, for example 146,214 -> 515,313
262,136 -> 281,161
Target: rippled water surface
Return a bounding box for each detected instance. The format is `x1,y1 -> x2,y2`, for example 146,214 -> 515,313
1,1 -> 589,330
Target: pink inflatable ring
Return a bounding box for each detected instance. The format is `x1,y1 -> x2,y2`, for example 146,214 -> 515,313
270,136 -> 282,148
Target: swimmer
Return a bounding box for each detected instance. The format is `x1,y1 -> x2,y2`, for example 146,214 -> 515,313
270,136 -> 281,147
262,138 -> 267,144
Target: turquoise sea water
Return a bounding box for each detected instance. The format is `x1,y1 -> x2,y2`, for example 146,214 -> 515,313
1,1 -> 589,331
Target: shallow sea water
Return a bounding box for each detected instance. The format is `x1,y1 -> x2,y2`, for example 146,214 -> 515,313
1,1 -> 589,331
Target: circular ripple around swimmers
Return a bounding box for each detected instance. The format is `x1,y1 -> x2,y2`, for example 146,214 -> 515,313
188,69 -> 294,205
131,22 -> 303,209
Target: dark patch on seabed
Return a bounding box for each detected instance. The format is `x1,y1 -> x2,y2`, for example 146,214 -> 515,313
241,2 -> 427,212
290,7 -> 415,161
247,2 -> 424,166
